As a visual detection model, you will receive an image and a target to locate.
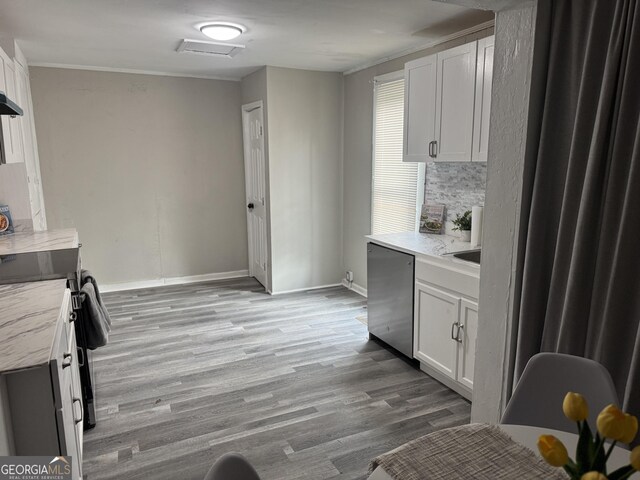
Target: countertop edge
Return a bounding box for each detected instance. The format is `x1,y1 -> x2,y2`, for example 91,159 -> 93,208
366,233 -> 481,274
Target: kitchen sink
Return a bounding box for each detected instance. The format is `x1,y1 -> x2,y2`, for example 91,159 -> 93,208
451,250 -> 481,265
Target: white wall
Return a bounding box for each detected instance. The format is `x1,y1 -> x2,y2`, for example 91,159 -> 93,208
265,67 -> 344,293
0,163 -> 32,232
30,68 -> 248,285
471,2 -> 537,423
342,27 -> 494,291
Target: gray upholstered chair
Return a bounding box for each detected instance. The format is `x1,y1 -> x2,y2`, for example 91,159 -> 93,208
204,453 -> 261,480
501,352 -> 619,434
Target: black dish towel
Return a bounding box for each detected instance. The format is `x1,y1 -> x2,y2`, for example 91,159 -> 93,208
80,269 -> 112,349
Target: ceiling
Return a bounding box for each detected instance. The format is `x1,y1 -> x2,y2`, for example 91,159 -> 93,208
0,0 -> 493,80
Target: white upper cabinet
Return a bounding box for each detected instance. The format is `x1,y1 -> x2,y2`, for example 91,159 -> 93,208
0,49 -> 24,165
403,55 -> 437,163
434,42 -> 477,162
472,36 -> 495,162
0,42 -> 47,230
403,35 -> 495,163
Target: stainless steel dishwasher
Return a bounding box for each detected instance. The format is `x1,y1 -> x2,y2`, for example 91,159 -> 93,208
367,242 -> 415,358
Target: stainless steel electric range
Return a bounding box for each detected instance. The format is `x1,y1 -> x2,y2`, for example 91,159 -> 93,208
0,247 -> 97,430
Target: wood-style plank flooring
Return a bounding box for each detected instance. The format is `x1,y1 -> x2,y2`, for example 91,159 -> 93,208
83,277 -> 470,480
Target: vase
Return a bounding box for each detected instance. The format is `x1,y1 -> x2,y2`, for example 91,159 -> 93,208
460,230 -> 471,242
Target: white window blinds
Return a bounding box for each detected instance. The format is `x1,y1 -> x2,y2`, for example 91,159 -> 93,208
372,75 -> 424,235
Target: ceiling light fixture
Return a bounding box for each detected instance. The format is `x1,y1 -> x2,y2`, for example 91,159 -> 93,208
200,23 -> 245,41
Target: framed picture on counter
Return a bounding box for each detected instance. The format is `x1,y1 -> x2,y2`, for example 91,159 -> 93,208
0,205 -> 14,235
419,204 -> 445,234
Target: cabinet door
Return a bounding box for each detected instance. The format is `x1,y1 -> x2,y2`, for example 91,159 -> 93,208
457,299 -> 478,390
0,57 -> 24,164
414,282 -> 460,379
403,55 -> 437,162
13,61 -> 44,221
434,42 -> 477,162
472,36 -> 495,162
0,50 -> 11,164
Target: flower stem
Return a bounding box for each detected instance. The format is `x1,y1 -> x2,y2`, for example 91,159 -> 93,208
604,440 -> 617,462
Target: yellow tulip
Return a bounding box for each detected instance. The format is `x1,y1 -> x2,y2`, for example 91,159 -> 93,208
563,392 -> 589,422
631,445 -> 640,471
537,435 -> 569,467
581,473 -> 608,480
597,405 -> 628,440
620,414 -> 638,444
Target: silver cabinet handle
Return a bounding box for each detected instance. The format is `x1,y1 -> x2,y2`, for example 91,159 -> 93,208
62,353 -> 72,369
429,141 -> 438,158
456,324 -> 464,343
451,321 -> 460,341
73,398 -> 83,425
69,311 -> 77,323
76,347 -> 85,367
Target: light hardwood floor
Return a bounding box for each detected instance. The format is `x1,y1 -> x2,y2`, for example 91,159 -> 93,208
83,277 -> 470,480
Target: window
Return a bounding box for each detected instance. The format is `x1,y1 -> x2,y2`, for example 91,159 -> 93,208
371,72 -> 424,235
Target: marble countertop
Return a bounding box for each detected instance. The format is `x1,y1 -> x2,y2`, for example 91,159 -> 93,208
0,280 -> 67,374
0,228 -> 79,255
366,231 -> 479,263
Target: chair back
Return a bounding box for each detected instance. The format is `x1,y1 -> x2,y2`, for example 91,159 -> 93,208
501,352 -> 619,433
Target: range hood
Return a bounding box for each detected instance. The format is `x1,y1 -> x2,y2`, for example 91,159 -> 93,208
0,92 -> 23,116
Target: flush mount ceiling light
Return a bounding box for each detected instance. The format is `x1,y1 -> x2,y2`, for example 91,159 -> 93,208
200,23 -> 245,41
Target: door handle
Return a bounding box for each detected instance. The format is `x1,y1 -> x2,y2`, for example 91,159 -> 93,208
62,352 -> 73,369
73,398 -> 83,425
429,141 -> 438,158
77,347 -> 85,367
450,321 -> 460,341
247,203 -> 254,210
456,324 -> 464,343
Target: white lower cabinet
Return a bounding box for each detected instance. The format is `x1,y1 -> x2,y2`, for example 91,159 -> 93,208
414,283 -> 460,379
457,299 -> 478,391
413,258 -> 479,399
1,289 -> 83,479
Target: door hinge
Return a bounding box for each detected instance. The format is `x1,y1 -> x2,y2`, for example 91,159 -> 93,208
259,126 -> 263,136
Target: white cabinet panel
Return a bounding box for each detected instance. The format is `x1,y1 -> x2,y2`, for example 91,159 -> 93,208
434,42 -> 477,162
13,61 -> 43,220
0,59 -> 24,165
414,282 -> 459,379
457,299 -> 478,390
403,55 -> 437,163
403,37 -> 494,164
472,36 -> 495,162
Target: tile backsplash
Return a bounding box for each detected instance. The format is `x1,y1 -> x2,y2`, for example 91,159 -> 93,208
424,162 -> 487,235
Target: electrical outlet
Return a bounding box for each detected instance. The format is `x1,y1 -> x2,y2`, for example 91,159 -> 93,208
346,270 -> 354,282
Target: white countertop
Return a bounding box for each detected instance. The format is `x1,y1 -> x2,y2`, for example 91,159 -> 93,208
0,228 -> 79,255
366,231 -> 479,261
0,280 -> 67,374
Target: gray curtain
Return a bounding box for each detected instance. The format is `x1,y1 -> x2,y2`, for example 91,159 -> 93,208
514,0 -> 640,420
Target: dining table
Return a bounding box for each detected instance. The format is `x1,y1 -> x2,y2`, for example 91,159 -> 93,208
368,423 -> 639,480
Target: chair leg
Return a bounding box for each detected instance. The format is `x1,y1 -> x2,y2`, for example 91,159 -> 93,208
203,452 -> 261,480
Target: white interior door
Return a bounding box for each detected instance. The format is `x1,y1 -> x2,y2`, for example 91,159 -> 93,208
242,102 -> 268,289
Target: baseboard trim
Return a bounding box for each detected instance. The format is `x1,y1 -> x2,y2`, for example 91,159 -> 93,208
341,279 -> 367,297
270,283 -> 343,295
101,270 -> 250,293
418,362 -> 473,402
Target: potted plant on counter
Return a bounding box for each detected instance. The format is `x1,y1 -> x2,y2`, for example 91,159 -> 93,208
452,210 -> 472,241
